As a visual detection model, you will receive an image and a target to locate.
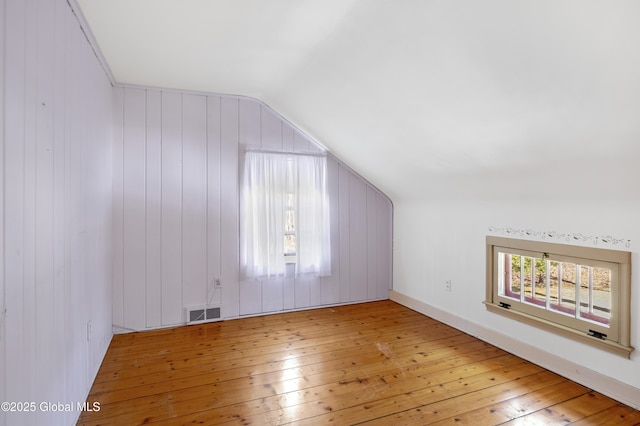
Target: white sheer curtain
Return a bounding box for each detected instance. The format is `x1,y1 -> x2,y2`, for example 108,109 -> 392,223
241,151 -> 331,279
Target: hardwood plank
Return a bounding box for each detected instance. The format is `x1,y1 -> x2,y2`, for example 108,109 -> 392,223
502,392 -> 621,425
179,357 -> 520,424
96,311 -> 438,371
572,403 -> 640,426
77,300 -> 640,425
89,325 -> 470,401
426,379 -> 590,425
100,305 -> 439,359
286,365 -> 550,425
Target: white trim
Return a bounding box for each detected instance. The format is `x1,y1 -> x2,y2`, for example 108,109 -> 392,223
66,0 -> 116,85
390,290 -> 640,410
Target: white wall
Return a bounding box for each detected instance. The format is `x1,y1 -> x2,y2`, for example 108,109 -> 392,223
1,0 -> 113,425
393,155 -> 640,407
112,86 -> 392,332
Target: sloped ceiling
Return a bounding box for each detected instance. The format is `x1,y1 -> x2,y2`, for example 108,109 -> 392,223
77,0 -> 640,201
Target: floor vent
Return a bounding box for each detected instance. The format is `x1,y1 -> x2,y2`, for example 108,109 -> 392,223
186,306 -> 222,324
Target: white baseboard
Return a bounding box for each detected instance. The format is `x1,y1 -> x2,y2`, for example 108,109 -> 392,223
390,290 -> 640,410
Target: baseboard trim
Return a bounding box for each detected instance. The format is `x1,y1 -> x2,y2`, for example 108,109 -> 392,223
390,290 -> 640,410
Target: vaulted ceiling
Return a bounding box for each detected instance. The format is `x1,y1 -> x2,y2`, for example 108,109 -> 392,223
77,0 -> 640,201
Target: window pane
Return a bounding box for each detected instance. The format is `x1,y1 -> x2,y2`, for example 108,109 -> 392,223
578,265 -> 590,318
522,256 -> 532,297
548,260 -> 559,306
551,262 -> 576,316
579,266 -> 611,325
285,209 -> 295,232
499,253 -> 521,299
593,267 -> 611,319
500,253 -> 612,324
532,258 -> 546,303
284,234 -> 296,256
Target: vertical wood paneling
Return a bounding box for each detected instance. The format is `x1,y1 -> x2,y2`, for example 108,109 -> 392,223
256,105 -> 284,312
51,0 -> 67,406
0,27 -> 4,426
282,125 -> 294,152
182,94 -> 208,309
367,186 -> 378,299
84,42 -> 113,393
262,280 -> 283,313
294,277 -> 311,308
260,278 -> 284,313
63,7 -> 77,402
377,195 -> 392,298
23,0 -> 38,404
2,0 -> 114,423
207,96 -> 222,307
260,107 -> 282,150
338,165 -> 351,303
112,86 -> 125,330
86,51 -> 112,393
123,88 -> 147,331
161,91 -> 183,325
35,0 -> 55,410
240,281 -> 262,315
145,90 -> 162,328
321,157 -> 341,305
51,0 -> 67,410
349,175 -> 368,301
307,277 -> 324,306
0,0 -> 6,415
66,17 -> 87,399
220,97 -> 240,318
114,88 -> 393,327
4,0 -> 27,407
308,276 -> 322,307
239,98 -> 260,148
293,129 -> 310,152
283,268 -> 295,310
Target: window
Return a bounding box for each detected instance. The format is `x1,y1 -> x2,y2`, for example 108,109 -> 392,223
284,159 -> 296,261
485,236 -> 632,357
241,151 -> 331,278
284,193 -> 296,259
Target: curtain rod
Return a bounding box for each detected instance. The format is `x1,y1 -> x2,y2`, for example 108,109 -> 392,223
245,149 -> 327,158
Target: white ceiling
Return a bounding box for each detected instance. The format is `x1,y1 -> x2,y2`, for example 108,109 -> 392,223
78,0 -> 640,201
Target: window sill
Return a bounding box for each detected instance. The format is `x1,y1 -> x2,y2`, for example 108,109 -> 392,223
483,301 -> 634,358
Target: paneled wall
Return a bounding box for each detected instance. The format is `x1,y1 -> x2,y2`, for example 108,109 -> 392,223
113,87 -> 393,331
0,0 -> 5,416
1,0 -> 114,425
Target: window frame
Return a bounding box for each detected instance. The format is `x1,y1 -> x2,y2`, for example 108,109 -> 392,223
485,236 -> 633,357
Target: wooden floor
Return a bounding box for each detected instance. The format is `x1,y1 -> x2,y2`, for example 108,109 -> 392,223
78,300 -> 640,425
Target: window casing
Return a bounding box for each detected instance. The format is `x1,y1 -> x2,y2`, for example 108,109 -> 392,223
485,236 -> 633,357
